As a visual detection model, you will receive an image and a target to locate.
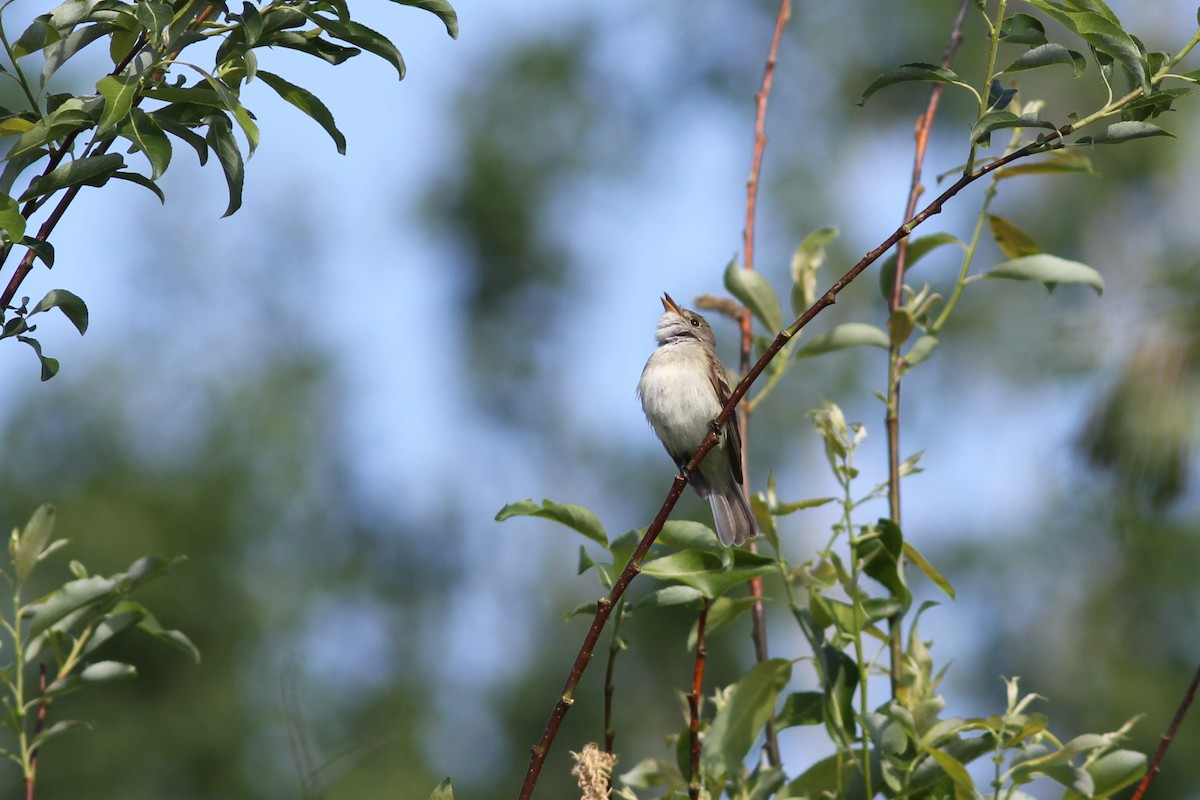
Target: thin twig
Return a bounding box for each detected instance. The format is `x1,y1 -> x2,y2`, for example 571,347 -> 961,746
1128,660 -> 1200,800
883,0 -> 970,698
25,663 -> 48,800
517,133 -> 1064,799
602,598 -> 626,755
687,599 -> 711,800
740,0 -> 790,770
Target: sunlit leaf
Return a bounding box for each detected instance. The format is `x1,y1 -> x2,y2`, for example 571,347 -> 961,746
428,777 -> 453,799
19,153 -> 125,202
970,110 -> 1058,146
30,289 -> 88,334
1001,43 -> 1085,76
724,258 -> 782,334
988,214 -> 1040,259
390,0 -> 459,39
257,71 -> 346,154
495,498 -> 607,546
794,323 -> 889,358
0,194 -> 26,243
860,63 -> 978,105
700,659 -> 791,780
1077,121 -> 1173,144
999,13 -> 1047,45
96,73 -> 140,136
984,254 -> 1104,294
903,541 -> 955,599
205,114 -> 244,217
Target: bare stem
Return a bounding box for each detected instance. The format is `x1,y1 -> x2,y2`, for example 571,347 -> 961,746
740,0 -> 790,770
687,599 -> 711,800
1128,660 -> 1200,800
602,598 -> 625,755
884,0 -> 970,697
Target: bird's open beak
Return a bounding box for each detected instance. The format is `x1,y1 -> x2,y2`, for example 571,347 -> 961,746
661,293 -> 683,315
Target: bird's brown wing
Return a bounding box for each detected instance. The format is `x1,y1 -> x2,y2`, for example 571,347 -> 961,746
711,366 -> 745,486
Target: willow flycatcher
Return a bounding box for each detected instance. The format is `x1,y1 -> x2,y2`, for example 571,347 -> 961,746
637,293 -> 757,546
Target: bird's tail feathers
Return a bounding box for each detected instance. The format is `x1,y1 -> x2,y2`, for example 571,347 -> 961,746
709,487 -> 757,547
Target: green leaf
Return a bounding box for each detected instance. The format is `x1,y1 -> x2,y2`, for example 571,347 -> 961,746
44,660 -> 137,700
0,194 -> 26,243
135,0 -> 174,46
22,238 -> 54,268
311,15 -> 406,80
18,335 -> 59,381
903,540 -> 955,599
24,575 -> 119,642
822,645 -> 859,738
42,25 -> 111,84
988,214 -> 1041,259
1023,2 -> 1148,91
134,604 -> 201,663
205,114 -> 244,217
390,0 -> 459,39
776,691 -> 824,729
700,658 -> 791,780
28,719 -> 89,752
12,20 -> 61,58
790,226 -> 837,316
111,171 -> 166,204
878,233 -> 963,298
257,71 -> 346,154
122,109 -> 172,180
96,73 -> 140,136
857,519 -> 911,612
860,63 -> 978,106
12,504 -> 55,584
903,335 -> 939,369
970,110 -> 1058,145
640,549 -> 774,599
495,498 -> 607,546
428,777 -> 453,800
1078,120 -> 1173,144
1074,749 -> 1146,799
924,748 -> 976,795
724,258 -> 782,334
31,289 -> 88,334
19,153 -> 125,202
259,31 -> 361,65
656,520 -> 721,551
999,13 -> 1047,45
631,585 -> 704,610
794,322 -> 890,358
984,254 -> 1104,294
692,594 -> 766,646
996,149 -> 1093,179
1001,43 -> 1086,76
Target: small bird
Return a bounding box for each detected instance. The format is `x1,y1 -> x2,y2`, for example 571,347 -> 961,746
637,293 -> 757,547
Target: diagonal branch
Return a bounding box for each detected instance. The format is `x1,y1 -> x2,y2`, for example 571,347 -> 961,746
1129,660 -> 1200,800
515,131 -> 1066,799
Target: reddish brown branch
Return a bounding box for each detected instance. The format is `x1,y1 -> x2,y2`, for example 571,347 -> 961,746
687,599 -> 711,800
740,0 -> 790,770
25,663 -> 49,800
1129,660 -> 1200,800
516,133 -> 1065,799
883,0 -> 971,698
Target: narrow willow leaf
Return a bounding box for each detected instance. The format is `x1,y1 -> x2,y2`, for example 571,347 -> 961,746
988,214 -> 1040,259
878,233 -> 963,298
924,748 -> 976,795
28,719 -> 89,752
42,25 -> 110,85
775,691 -> 824,729
111,171 -> 166,203
19,153 -> 125,202
24,575 -> 119,641
999,13 -> 1047,45
1078,121 -> 1173,144
312,15 -> 406,79
860,63 -> 978,105
12,504 -> 55,584
122,109 -> 172,179
0,194 -> 26,243
630,585 -> 704,610
390,0 -> 459,39
1077,749 -> 1146,799
202,75 -> 260,156
21,237 -> 54,268
984,254 -> 1104,294
0,116 -> 35,137
12,20 -> 60,58
701,659 -> 792,780
640,549 -> 775,598
903,541 -> 955,599
494,498 -> 607,545
259,31 -> 361,65
135,0 -> 174,46
96,73 -> 140,136
31,289 -> 88,334
794,322 -> 890,359
205,114 -> 244,217
1000,43 -> 1086,76
790,226 -> 837,316
970,110 -> 1057,146
903,335 -> 939,369
257,71 -> 346,154
724,258 -> 783,334
996,150 -> 1093,179
134,604 -> 201,662
428,777 -> 454,800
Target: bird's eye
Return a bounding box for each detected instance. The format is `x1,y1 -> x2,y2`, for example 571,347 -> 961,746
690,318 -> 700,327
